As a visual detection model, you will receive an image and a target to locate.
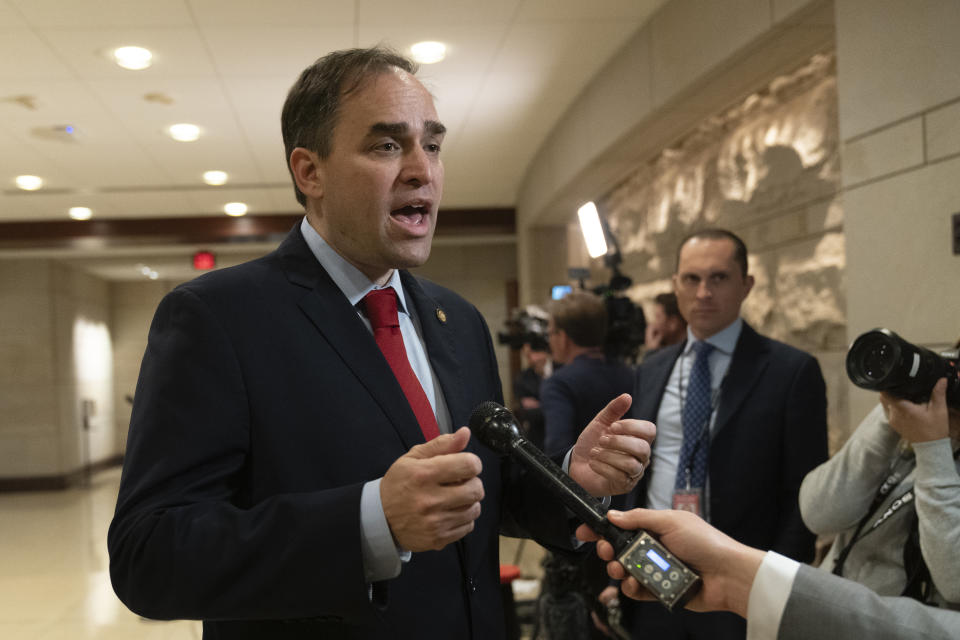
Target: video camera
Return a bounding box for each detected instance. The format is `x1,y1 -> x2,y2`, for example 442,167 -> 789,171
595,288 -> 645,364
846,328 -> 960,409
497,305 -> 550,351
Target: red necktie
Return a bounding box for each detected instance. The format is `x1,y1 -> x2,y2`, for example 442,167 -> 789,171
362,288 -> 440,441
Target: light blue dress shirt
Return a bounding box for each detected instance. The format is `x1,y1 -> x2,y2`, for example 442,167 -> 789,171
299,217 -> 451,582
646,318 -> 743,520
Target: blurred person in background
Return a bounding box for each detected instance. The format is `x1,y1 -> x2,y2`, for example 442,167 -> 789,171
540,289 -> 636,639
643,292 -> 687,360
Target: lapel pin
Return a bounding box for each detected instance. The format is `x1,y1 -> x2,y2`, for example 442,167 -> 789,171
436,308 -> 447,323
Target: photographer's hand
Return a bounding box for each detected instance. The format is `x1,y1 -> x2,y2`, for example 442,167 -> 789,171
882,378 -> 949,443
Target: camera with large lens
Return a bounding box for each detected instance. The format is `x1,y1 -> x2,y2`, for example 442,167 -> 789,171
846,328 -> 960,409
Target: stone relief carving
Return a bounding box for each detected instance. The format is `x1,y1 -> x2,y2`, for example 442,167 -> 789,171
597,53 -> 850,442
602,53 -> 844,353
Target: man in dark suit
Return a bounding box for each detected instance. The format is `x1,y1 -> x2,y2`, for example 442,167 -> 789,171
621,228 -> 828,639
107,47 -> 654,639
538,290 -> 635,637
542,290 -> 635,457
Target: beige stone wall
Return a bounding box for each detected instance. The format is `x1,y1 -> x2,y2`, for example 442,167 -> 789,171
835,0 -> 960,428
519,0 -> 960,451
0,259 -> 119,478
111,280 -> 177,453
0,239 -> 515,481
0,260 -> 60,476
587,54 -> 848,448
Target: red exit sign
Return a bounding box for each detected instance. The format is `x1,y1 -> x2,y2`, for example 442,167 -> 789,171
193,250 -> 216,270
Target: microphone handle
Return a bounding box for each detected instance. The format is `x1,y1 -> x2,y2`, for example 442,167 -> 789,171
511,438 -> 633,552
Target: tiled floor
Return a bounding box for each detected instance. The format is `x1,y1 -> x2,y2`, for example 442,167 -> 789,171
0,468 -> 547,639
0,468 -> 200,639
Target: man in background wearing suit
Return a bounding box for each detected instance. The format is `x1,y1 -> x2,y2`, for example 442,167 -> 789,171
542,290 -> 635,457
539,289 -> 635,637
622,228 -> 828,639
108,47 -> 654,639
579,508 -> 960,640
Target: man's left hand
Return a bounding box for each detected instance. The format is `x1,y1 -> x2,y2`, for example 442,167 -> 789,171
569,394 -> 654,496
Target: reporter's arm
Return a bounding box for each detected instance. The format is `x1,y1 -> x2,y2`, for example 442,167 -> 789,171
798,403 -> 901,534
913,437 -> 960,601
779,564 -> 960,640
883,378 -> 960,601
579,509 -> 960,640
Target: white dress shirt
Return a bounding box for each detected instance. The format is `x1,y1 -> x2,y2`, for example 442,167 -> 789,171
747,551 -> 801,640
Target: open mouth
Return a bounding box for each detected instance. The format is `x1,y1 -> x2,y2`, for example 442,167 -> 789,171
391,204 -> 428,226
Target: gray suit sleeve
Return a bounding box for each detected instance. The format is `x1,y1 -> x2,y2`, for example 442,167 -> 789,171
778,565 -> 960,640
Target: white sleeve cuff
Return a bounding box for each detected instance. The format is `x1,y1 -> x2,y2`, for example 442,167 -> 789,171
746,551 -> 800,640
360,479 -> 404,583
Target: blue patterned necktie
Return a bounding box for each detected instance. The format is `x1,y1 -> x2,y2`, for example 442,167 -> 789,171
675,341 -> 715,491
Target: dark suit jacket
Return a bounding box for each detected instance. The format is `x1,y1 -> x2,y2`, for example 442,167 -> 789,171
541,354 -> 635,456
622,323 -> 828,640
632,322 -> 828,561
108,226 -> 573,639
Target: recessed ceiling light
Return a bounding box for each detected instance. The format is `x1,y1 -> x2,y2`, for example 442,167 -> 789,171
69,207 -> 93,220
410,41 -> 446,64
203,170 -> 228,186
113,46 -> 153,70
168,123 -> 200,142
224,202 -> 248,217
15,175 -> 43,191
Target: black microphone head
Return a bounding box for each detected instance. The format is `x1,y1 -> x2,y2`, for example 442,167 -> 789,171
469,401 -> 522,454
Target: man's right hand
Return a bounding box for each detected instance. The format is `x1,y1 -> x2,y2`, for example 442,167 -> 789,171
381,426 -> 484,551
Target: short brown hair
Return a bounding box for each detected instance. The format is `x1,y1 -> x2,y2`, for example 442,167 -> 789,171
654,292 -> 681,318
281,47 -> 417,206
549,291 -> 608,348
676,228 -> 749,277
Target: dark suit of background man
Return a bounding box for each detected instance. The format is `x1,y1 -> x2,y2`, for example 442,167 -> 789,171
621,228 -> 828,640
107,47 -> 655,639
540,290 -> 635,638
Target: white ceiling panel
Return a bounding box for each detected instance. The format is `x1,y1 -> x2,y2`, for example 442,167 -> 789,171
185,185 -> 287,215
37,27 -> 218,79
9,0 -> 193,28
0,193 -> 48,221
0,0 -> 665,277
0,27 -> 76,79
0,1 -> 28,28
199,27 -> 354,77
515,0 -> 667,23
356,0 -> 523,27
188,0 -> 356,28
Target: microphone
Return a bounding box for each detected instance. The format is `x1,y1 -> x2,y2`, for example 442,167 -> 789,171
470,401 -> 700,611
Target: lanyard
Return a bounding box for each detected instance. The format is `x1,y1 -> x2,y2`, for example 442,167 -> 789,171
832,446 -> 916,576
832,442 -> 960,578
